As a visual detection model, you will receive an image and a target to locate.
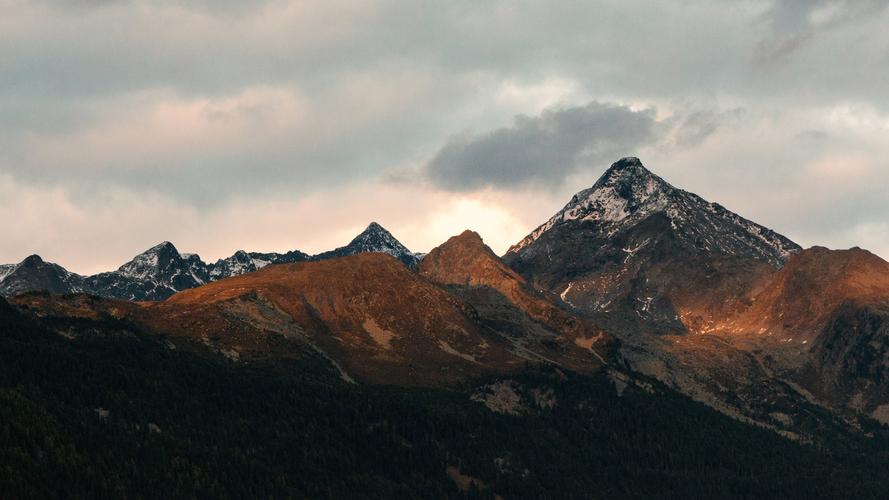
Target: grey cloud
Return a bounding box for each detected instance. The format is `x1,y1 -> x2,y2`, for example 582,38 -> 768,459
5,1 -> 888,108
425,102 -> 658,191
37,0 -> 269,14
754,0 -> 889,67
753,33 -> 813,68
664,109 -> 743,149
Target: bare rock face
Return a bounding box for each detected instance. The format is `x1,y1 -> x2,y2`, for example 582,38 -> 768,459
420,230 -> 536,313
419,230 -> 614,372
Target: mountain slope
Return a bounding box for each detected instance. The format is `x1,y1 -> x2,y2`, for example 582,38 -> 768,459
509,157 -> 798,264
737,247 -> 889,338
505,157 -> 801,333
209,250 -> 271,280
728,247 -> 889,422
504,157 -> 889,431
136,253 -> 527,385
501,157 -> 867,431
0,264 -> 14,282
11,238 -> 614,384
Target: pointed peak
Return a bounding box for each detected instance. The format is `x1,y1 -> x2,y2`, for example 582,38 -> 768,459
509,156 -> 801,265
611,156 -> 644,168
420,230 -> 522,289
315,221 -> 417,267
117,241 -> 184,279
21,254 -> 46,266
508,158 -> 675,253
433,230 -> 485,251
450,230 -> 485,246
182,252 -> 203,262
558,157 -> 672,220
361,222 -> 388,235
350,222 -> 401,247
597,157 -> 659,187
144,241 -> 179,255
426,230 -> 500,265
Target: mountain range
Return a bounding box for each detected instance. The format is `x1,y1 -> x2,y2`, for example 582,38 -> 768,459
4,156 -> 889,496
0,222 -> 416,301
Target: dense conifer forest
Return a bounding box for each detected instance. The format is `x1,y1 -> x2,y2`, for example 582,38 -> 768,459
2,297 -> 889,499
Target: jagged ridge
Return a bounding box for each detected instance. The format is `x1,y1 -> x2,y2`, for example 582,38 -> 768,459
0,222 -> 416,300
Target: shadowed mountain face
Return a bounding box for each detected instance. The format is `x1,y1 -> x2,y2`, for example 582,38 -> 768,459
0,255 -> 86,297
81,242 -> 210,301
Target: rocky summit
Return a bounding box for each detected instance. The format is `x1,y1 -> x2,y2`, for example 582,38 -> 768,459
314,222 -> 422,268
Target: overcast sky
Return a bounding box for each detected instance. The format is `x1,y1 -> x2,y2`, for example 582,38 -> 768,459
2,0 -> 889,273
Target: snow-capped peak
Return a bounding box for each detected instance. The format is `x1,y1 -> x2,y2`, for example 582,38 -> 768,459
348,222 -> 410,255
566,156 -> 672,222
208,250 -> 273,279
510,158 -> 674,251
508,157 -> 800,266
314,222 -> 419,267
117,241 -> 183,280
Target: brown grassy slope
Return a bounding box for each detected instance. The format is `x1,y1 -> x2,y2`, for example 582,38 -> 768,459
139,252 -> 526,385
736,247 -> 889,340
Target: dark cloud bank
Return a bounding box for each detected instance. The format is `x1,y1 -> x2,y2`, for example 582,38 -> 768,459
424,101 -> 735,191
426,102 -> 658,191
